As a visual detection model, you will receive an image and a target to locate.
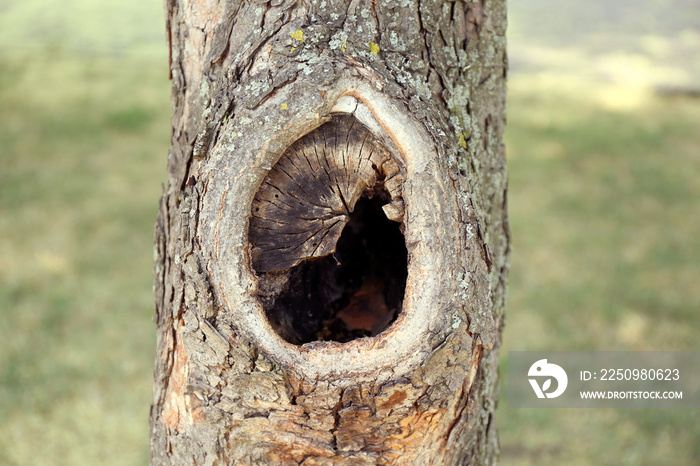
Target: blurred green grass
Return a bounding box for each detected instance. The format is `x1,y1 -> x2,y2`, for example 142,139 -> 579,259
508,0 -> 700,89
1,1 -> 699,465
0,49 -> 170,464
499,76 -> 700,465
503,77 -> 700,353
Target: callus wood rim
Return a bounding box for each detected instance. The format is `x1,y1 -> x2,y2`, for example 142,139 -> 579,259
206,80 -> 464,383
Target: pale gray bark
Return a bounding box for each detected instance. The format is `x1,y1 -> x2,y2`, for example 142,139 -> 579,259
151,0 -> 508,464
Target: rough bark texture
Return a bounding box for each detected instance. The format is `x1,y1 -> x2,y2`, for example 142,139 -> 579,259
151,0 -> 508,464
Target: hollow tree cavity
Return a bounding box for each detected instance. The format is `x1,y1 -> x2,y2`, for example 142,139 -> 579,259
249,115 -> 408,344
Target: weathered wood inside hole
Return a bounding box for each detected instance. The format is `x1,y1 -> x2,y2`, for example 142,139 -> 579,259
249,115 -> 404,273
256,194 -> 409,344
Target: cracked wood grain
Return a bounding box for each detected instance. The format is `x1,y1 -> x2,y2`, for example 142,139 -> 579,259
249,114 -> 402,273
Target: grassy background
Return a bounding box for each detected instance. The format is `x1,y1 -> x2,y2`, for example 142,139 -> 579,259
0,0 -> 698,464
0,1 -> 168,463
500,77 -> 700,465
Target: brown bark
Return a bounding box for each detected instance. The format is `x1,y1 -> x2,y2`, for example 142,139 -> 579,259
151,0 -> 508,464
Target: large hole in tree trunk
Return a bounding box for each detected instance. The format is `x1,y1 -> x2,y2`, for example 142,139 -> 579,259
259,193 -> 408,345
248,115 -> 408,345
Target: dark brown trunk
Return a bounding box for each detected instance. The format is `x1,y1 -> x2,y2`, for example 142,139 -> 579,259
150,0 -> 508,463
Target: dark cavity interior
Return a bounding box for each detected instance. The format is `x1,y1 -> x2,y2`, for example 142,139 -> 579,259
258,193 -> 408,344
249,116 -> 407,345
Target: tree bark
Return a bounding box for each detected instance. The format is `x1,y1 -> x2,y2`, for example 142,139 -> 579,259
150,0 -> 508,464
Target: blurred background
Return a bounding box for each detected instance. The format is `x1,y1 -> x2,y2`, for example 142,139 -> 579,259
0,0 -> 697,464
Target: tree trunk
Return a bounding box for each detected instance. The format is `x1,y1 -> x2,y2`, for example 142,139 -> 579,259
150,0 -> 508,464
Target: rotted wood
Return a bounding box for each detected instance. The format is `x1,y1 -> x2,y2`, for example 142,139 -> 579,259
249,115 -> 407,344
249,114 -> 404,273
